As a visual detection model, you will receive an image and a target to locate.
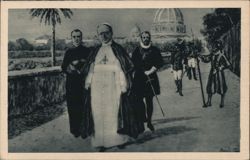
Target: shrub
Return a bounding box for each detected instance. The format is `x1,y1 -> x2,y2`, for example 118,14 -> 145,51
9,50 -> 65,59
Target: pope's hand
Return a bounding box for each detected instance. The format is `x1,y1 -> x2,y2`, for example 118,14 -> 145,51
66,64 -> 77,74
85,83 -> 91,89
72,60 -> 79,66
121,85 -> 127,93
170,68 -> 173,73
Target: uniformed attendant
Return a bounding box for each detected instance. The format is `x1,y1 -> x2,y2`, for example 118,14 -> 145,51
171,38 -> 186,96
186,42 -> 198,80
200,41 -> 231,108
131,31 -> 163,131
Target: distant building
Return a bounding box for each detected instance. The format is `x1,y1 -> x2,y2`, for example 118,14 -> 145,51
65,36 -> 96,45
65,37 -> 72,44
34,35 -> 51,46
151,8 -> 190,43
128,25 -> 141,42
114,36 -> 127,44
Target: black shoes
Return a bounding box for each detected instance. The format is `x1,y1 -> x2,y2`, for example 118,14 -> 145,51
97,146 -> 106,152
117,144 -> 126,149
147,122 -> 155,132
179,92 -> 183,96
206,102 -> 212,107
206,102 -> 224,108
73,132 -> 80,138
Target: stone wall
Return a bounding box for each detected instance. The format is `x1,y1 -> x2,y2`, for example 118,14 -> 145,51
8,67 -> 66,117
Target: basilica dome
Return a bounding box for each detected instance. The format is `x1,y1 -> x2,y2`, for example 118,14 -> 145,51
151,8 -> 187,38
130,25 -> 141,38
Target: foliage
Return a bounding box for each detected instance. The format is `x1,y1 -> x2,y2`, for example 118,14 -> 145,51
201,8 -> 240,46
8,41 -> 17,51
9,60 -> 52,71
29,9 -> 73,26
121,41 -> 138,54
12,38 -> 34,51
9,50 -> 64,59
29,9 -> 73,66
8,38 -> 69,51
154,42 -> 176,53
192,39 -> 204,53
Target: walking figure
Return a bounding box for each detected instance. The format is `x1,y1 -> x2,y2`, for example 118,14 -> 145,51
81,23 -> 144,151
61,29 -> 91,138
171,38 -> 186,96
186,41 -> 198,80
131,31 -> 163,131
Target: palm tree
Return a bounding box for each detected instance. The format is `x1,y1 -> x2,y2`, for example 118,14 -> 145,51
29,9 -> 73,66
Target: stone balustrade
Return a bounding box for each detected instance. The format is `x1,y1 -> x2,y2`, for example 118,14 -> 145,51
8,67 -> 66,117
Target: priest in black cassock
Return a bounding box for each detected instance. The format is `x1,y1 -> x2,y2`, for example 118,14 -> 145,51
61,29 -> 91,138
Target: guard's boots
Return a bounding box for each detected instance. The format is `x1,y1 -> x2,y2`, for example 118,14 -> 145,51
192,68 -> 197,80
220,94 -> 225,108
206,95 -> 212,107
175,80 -> 179,93
147,121 -> 155,132
178,80 -> 183,96
187,67 -> 192,80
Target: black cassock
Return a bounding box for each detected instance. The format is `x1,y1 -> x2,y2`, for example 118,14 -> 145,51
171,43 -> 186,71
61,44 -> 91,137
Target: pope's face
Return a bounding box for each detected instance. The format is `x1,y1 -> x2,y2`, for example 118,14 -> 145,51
71,31 -> 82,47
141,32 -> 151,46
97,25 -> 113,44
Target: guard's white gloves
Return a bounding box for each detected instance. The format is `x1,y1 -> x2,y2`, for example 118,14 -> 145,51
145,66 -> 157,76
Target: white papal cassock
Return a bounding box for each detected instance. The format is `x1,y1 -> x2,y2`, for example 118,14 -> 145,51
85,42 -> 129,148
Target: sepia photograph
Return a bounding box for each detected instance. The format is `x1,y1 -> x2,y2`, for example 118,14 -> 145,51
1,1 -> 249,160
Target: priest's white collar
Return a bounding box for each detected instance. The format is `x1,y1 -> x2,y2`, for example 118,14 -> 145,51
101,40 -> 113,46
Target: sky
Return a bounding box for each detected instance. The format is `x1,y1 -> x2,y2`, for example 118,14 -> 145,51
8,8 -> 213,41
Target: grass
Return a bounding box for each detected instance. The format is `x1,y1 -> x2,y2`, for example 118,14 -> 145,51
8,102 -> 67,139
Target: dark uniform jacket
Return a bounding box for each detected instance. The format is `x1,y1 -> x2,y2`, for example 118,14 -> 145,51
171,43 -> 186,70
61,44 -> 91,136
201,51 -> 231,95
78,41 -> 145,139
131,45 -> 163,97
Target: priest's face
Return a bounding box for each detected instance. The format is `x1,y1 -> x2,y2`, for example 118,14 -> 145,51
141,32 -> 151,46
97,24 -> 113,44
71,31 -> 82,47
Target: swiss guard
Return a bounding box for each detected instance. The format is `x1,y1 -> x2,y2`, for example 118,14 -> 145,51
200,40 -> 231,108
186,41 -> 198,80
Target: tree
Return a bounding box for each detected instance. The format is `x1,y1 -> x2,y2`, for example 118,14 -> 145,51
201,8 -> 240,47
16,38 -> 33,51
8,41 -> 17,51
29,9 -> 73,66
